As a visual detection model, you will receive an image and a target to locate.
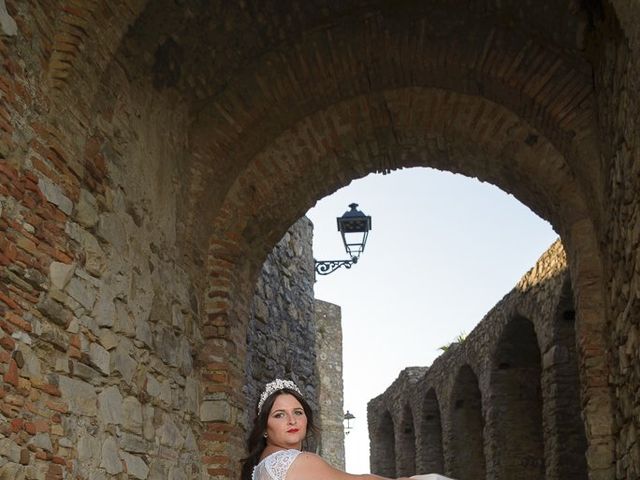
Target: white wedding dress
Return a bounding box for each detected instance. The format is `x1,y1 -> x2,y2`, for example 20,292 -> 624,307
252,449 -> 301,480
250,450 -> 455,480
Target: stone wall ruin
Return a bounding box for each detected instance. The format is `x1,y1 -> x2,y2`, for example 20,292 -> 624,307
368,241 -> 588,480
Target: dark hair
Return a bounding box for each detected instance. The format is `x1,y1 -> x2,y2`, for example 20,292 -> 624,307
240,388 -> 318,480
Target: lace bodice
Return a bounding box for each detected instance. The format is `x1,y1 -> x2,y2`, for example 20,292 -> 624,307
252,449 -> 302,480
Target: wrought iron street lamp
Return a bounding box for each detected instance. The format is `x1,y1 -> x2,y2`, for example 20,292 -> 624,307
344,410 -> 355,435
314,203 -> 372,275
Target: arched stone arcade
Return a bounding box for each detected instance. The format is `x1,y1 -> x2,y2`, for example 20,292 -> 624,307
369,243 -> 590,479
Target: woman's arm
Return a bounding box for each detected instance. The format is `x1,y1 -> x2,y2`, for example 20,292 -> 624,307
288,452 -> 413,480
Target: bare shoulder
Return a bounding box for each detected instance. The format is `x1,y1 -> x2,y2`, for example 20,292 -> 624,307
291,452 -> 329,469
288,452 -> 351,480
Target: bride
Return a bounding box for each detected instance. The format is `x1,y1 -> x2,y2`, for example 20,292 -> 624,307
241,379 -> 416,480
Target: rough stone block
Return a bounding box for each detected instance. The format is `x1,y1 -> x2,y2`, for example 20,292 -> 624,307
66,223 -> 107,277
100,435 -> 123,475
0,0 -> 18,36
178,337 -> 193,375
77,431 -> 100,463
157,415 -> 184,449
159,379 -> 172,405
122,396 -> 143,434
36,296 -> 70,327
93,295 -> 115,328
135,318 -> 153,348
39,322 -> 68,351
120,432 -> 147,453
111,343 -> 137,384
71,360 -> 101,382
29,433 -> 52,452
145,374 -> 161,398
154,327 -> 178,367
114,300 -> 135,337
75,189 -> 99,228
65,277 -> 96,311
16,344 -> 41,379
58,376 -> 97,417
98,386 -> 123,425
200,400 -> 231,423
142,405 -> 155,442
0,438 -> 21,463
37,176 -> 73,215
49,262 -> 75,290
185,376 -> 198,414
89,342 -> 111,375
98,213 -> 128,252
120,451 -> 149,479
0,462 -> 25,480
98,328 -> 119,351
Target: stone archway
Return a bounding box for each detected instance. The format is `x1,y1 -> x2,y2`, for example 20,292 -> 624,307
6,0 -> 640,478
198,85 -> 610,477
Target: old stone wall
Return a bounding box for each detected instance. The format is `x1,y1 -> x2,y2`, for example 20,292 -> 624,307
315,300 -> 345,469
244,217 -> 319,442
369,241 -> 588,480
592,3 -> 640,479
0,29 -> 204,480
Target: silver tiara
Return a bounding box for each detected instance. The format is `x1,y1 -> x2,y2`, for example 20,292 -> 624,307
257,379 -> 302,414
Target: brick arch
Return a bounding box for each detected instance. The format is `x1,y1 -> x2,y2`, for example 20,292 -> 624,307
488,315 -> 545,479
21,0 -> 146,107
46,1 -> 143,92
448,364 -> 486,480
184,14 -> 599,244
203,88 -> 591,269
396,403 -> 417,476
200,86 -> 612,477
419,388 -> 444,475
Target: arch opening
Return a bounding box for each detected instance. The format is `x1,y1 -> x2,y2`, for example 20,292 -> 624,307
373,411 -> 397,478
488,316 -> 545,479
449,365 -> 486,480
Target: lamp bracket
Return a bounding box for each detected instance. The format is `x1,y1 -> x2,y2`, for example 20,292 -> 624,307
314,258 -> 358,276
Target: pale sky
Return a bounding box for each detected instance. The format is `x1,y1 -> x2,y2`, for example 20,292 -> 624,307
306,167 -> 558,474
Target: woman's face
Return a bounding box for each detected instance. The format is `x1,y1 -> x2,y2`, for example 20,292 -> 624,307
265,393 -> 308,450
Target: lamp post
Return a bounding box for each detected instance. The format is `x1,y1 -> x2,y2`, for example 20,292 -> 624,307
315,203 -> 372,275
344,410 -> 355,435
